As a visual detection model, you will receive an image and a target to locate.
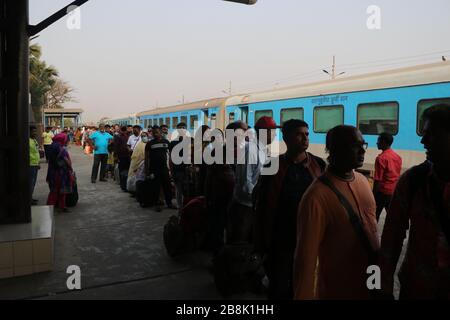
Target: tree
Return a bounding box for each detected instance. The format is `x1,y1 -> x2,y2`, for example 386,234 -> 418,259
47,79 -> 76,109
29,44 -> 76,123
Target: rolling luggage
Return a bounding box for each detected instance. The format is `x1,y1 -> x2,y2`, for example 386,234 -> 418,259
136,178 -> 159,208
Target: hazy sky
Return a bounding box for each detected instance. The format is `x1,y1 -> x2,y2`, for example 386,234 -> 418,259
29,0 -> 450,122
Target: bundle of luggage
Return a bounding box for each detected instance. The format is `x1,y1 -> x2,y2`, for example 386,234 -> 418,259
163,196 -> 208,257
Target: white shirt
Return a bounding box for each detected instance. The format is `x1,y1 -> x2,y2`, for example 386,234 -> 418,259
127,135 -> 141,151
233,140 -> 268,207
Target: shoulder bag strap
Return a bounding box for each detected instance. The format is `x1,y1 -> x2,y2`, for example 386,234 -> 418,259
318,175 -> 378,265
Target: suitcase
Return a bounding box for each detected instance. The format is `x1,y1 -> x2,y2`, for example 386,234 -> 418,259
136,178 -> 159,208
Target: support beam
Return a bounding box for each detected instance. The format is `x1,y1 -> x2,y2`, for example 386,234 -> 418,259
28,0 -> 90,36
223,0 -> 257,4
0,0 -> 31,224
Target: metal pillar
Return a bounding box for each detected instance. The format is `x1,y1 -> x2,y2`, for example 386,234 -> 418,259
0,0 -> 31,224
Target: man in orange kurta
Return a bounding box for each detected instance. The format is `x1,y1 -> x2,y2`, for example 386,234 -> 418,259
293,125 -> 380,300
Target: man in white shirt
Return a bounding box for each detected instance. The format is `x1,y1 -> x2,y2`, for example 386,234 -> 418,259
228,116 -> 278,244
127,125 -> 142,152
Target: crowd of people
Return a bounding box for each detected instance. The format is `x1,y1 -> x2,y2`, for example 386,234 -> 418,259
29,103 -> 450,300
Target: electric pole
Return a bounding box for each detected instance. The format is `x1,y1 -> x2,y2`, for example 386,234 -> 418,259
323,55 -> 345,80
332,55 -> 336,79
222,81 -> 232,96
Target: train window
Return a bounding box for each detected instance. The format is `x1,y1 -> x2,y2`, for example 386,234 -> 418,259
181,116 -> 188,126
281,108 -> 304,125
357,102 -> 399,135
172,117 -> 178,129
255,110 -> 273,123
229,112 -> 235,123
159,118 -> 164,126
190,115 -> 199,130
314,105 -> 344,133
165,117 -> 170,127
417,98 -> 450,135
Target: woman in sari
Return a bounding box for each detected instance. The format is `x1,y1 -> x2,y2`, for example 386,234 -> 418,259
127,131 -> 149,193
46,133 -> 74,212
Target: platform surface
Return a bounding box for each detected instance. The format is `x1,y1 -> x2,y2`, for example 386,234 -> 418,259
0,206 -> 54,243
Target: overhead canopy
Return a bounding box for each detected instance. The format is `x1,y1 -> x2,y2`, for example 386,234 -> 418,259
43,108 -> 84,114
43,108 -> 84,127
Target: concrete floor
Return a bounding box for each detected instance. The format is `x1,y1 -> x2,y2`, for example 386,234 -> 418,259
0,145 -> 258,300
0,144 -> 405,300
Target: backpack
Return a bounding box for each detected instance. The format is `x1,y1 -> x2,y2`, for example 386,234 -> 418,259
213,243 -> 264,297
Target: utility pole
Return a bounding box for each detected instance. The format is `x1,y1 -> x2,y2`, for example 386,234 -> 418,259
323,55 -> 345,80
222,81 -> 232,96
332,55 -> 336,79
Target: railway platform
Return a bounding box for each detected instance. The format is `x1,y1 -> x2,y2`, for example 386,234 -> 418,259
0,144 -> 405,300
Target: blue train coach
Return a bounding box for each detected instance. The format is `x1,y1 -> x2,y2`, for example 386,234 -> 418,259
137,98 -> 228,135
224,61 -> 450,171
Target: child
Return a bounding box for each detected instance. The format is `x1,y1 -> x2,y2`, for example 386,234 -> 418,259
106,144 -> 115,180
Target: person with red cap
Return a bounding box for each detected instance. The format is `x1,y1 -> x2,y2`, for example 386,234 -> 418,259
227,116 -> 278,244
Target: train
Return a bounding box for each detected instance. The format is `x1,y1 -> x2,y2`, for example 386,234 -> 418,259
103,61 -> 450,171
103,113 -> 140,127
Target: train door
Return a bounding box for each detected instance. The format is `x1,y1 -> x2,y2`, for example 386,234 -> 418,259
240,106 -> 249,124
226,106 -> 237,126
189,111 -> 201,136
201,109 -> 209,128
209,108 -> 218,129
